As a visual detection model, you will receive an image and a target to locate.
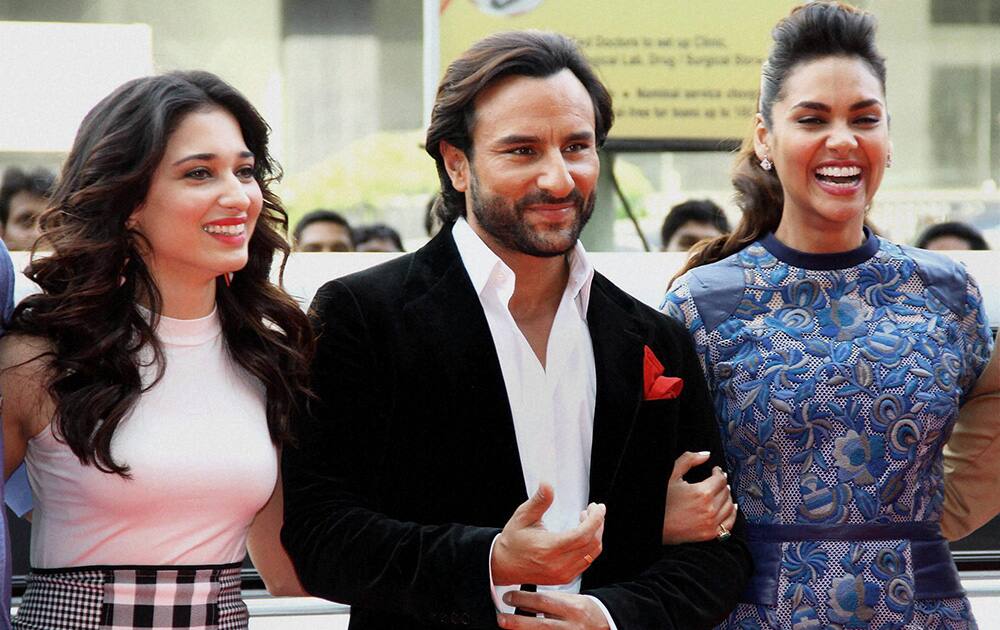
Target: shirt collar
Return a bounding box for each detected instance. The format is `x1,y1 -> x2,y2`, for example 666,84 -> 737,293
566,236 -> 595,315
452,217 -> 595,314
452,216 -> 509,296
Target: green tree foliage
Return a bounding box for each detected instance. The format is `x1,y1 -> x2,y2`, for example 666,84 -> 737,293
277,130 -> 439,228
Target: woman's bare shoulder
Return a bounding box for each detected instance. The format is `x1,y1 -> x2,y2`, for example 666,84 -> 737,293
0,333 -> 58,429
0,333 -> 55,375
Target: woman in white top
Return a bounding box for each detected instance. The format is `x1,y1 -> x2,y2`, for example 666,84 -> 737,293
1,71 -> 313,629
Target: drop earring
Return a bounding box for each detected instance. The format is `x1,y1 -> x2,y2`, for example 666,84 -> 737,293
886,153 -> 893,168
760,156 -> 773,171
118,256 -> 130,287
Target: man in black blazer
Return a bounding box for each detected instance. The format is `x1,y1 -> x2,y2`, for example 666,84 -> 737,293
281,31 -> 751,629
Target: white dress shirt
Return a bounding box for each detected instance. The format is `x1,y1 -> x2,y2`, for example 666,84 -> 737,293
452,219 -> 617,628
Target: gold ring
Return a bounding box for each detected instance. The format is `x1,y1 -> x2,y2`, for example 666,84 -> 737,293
583,553 -> 594,564
717,524 -> 731,541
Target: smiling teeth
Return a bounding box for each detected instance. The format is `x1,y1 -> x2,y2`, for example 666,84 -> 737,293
203,224 -> 245,236
816,165 -> 861,177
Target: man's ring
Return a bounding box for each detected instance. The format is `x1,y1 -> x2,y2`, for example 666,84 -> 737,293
583,553 -> 594,564
717,524 -> 731,541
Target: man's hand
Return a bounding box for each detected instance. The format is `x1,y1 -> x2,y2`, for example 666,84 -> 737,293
662,451 -> 737,544
491,483 -> 605,586
496,591 -> 611,629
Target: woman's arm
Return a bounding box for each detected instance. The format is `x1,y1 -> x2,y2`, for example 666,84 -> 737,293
942,333 -> 1000,541
1,334 -> 54,480
247,467 -> 307,597
662,451 -> 737,544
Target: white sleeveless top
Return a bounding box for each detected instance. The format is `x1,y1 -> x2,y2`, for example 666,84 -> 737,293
26,308 -> 277,568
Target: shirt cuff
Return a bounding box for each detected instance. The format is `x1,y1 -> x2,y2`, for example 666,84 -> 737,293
583,595 -> 618,630
487,533 -> 519,614
4,463 -> 33,517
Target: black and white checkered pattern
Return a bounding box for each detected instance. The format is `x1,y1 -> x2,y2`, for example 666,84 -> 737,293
15,568 -> 104,629
14,563 -> 248,630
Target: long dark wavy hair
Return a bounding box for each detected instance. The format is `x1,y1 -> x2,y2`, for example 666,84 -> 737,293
8,70 -> 314,475
673,1 -> 886,282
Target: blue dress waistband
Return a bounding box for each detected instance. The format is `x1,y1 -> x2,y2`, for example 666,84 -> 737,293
741,521 -> 963,606
745,521 -> 942,542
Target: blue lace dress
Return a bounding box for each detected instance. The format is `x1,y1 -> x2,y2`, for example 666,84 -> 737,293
663,231 -> 993,630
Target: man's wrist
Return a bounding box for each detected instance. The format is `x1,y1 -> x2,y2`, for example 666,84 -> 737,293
488,533 -> 519,613
582,595 -> 617,630
490,531 -> 515,586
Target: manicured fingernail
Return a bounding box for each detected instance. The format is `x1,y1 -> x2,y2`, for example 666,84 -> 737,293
698,451 -> 710,456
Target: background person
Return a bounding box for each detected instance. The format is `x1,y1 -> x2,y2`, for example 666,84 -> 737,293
1,71 -> 312,629
662,3 -> 992,628
0,238 -> 17,628
659,199 -> 730,252
353,222 -> 404,252
942,333 -> 1000,541
291,209 -> 354,252
915,220 -> 990,251
0,167 -> 55,251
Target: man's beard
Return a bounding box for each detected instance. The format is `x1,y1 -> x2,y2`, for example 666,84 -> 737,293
468,174 -> 594,258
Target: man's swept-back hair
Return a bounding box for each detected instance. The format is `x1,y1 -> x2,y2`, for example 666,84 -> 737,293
673,1 -> 885,282
7,70 -> 313,476
425,30 -> 613,223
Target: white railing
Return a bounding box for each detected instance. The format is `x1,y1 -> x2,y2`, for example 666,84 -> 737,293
275,250 -> 1000,328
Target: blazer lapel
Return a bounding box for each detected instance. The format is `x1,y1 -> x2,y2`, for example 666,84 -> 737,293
401,226 -> 528,512
587,275 -> 646,503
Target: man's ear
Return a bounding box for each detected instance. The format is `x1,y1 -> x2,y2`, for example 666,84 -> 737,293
439,141 -> 470,193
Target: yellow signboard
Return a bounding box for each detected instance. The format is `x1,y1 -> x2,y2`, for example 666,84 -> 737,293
438,0 -> 797,148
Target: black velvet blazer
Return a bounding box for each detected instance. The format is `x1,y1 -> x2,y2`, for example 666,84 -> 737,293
281,224 -> 752,629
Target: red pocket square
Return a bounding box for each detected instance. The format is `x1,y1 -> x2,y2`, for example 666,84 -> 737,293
643,345 -> 684,400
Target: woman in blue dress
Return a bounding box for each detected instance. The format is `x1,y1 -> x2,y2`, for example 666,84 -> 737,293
662,2 -> 993,628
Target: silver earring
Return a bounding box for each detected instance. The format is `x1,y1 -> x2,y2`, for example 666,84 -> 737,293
886,153 -> 893,168
760,156 -> 773,171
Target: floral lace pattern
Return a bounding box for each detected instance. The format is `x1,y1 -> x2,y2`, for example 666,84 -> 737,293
664,238 -> 992,630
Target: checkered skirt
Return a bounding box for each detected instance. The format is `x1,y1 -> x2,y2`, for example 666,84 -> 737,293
13,562 -> 247,630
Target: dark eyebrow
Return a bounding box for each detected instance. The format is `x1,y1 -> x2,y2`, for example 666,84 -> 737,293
172,151 -> 254,166
791,99 -> 883,113
792,101 -> 831,112
849,98 -> 883,111
565,130 -> 595,143
493,131 -> 595,146
494,134 -> 541,147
